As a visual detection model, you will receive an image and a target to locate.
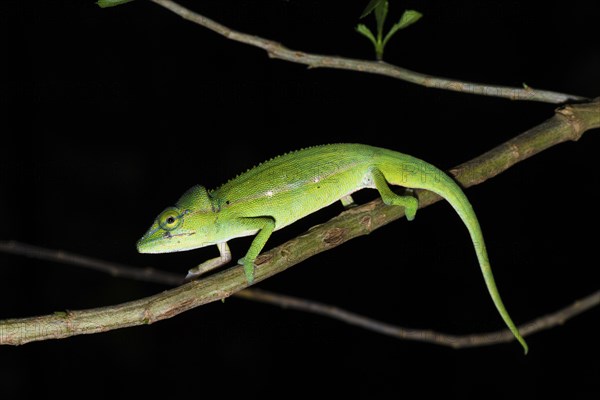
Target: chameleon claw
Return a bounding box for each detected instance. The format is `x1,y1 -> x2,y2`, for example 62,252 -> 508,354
183,270 -> 201,283
238,257 -> 255,284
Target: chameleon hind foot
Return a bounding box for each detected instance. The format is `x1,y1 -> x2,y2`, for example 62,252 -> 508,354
340,194 -> 357,209
371,168 -> 419,221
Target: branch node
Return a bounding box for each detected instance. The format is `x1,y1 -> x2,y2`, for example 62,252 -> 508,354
556,105 -> 584,141
255,253 -> 272,265
323,227 -> 345,246
359,215 -> 373,230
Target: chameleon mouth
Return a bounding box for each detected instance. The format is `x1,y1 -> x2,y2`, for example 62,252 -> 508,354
136,236 -> 161,253
136,230 -> 197,253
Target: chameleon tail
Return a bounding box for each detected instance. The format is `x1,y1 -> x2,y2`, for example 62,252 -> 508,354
376,148 -> 528,353
430,175 -> 529,354
476,244 -> 530,354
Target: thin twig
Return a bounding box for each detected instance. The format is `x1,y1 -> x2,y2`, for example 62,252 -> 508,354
0,241 -> 182,286
1,240 -> 598,349
235,289 -> 600,348
0,99 -> 598,345
149,0 -> 586,104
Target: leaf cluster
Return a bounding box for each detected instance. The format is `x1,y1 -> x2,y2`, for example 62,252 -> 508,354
356,0 -> 422,60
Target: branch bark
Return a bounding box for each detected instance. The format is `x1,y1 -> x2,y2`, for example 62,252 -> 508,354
1,99 -> 598,345
148,0 -> 587,104
1,240 -> 598,349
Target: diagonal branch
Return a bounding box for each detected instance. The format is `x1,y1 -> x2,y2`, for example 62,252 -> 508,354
1,240 -> 598,349
0,99 -> 598,345
148,0 -> 586,104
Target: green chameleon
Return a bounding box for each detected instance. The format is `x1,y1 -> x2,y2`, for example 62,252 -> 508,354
137,143 -> 528,353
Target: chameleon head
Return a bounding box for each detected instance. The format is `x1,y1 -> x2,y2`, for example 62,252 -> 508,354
136,185 -> 218,254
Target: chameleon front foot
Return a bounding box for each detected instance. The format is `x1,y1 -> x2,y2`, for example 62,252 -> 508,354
235,216 -> 275,284
184,269 -> 203,282
184,242 -> 232,283
238,257 -> 256,284
184,258 -> 226,282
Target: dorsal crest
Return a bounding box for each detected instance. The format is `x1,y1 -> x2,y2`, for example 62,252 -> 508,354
212,144 -> 333,192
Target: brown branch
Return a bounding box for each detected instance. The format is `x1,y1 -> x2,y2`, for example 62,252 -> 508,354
148,0 -> 586,104
235,288 -> 600,349
0,241 -> 182,286
0,99 -> 598,345
1,240 -> 598,349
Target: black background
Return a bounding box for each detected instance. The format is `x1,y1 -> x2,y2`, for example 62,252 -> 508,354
1,0 -> 598,398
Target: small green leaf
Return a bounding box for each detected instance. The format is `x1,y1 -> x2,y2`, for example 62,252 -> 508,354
383,10 -> 423,47
374,0 -> 389,38
96,0 -> 135,8
396,9 -> 423,30
355,24 -> 378,47
360,0 -> 386,19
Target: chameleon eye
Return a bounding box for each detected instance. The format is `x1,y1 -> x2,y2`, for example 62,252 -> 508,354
158,208 -> 182,231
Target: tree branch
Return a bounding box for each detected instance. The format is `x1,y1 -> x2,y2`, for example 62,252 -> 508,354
235,288 -> 600,349
1,99 -> 598,345
1,240 -> 598,349
148,0 -> 586,104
